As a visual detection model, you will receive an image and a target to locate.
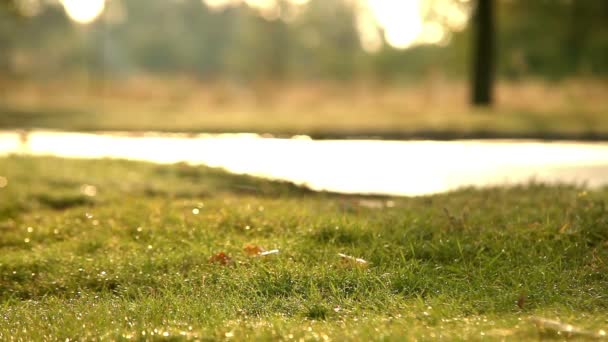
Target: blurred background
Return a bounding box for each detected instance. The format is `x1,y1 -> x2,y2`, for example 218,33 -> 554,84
1,0 -> 607,138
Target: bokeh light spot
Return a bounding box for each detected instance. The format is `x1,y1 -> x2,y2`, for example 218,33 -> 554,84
60,0 -> 106,24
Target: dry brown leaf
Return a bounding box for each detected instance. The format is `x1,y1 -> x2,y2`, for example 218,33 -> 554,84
244,244 -> 279,258
244,244 -> 265,256
208,251 -> 232,265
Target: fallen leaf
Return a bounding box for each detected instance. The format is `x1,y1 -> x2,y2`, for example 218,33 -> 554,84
338,253 -> 369,267
208,252 -> 232,265
243,244 -> 265,256
244,244 -> 279,258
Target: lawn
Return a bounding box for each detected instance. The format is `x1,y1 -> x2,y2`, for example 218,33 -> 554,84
2,78 -> 608,139
0,155 -> 607,340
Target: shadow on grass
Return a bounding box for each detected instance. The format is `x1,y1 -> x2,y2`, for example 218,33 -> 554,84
150,162 -> 317,198
34,193 -> 95,211
0,156 -> 322,221
0,105 -> 87,129
2,105 -> 608,141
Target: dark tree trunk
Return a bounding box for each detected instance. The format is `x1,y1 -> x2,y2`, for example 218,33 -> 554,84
471,0 -> 495,106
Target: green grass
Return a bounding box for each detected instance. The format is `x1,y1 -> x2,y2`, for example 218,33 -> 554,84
1,156 -> 607,340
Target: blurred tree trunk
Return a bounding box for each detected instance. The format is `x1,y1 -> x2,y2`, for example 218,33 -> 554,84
471,0 -> 495,106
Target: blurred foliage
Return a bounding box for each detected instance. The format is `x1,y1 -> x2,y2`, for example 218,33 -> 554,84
498,0 -> 608,79
0,0 -> 607,82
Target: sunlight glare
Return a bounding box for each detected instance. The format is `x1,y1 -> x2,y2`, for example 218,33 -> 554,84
60,0 -> 106,24
203,0 -> 468,50
245,0 -> 276,10
355,0 -> 472,50
204,0 -> 309,19
420,22 -> 447,45
203,0 -> 239,11
435,0 -> 471,31
203,0 -> 279,12
356,6 -> 383,53
2,131 -> 608,196
367,0 -> 423,49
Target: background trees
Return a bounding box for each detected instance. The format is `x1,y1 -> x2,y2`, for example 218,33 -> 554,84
0,0 -> 606,83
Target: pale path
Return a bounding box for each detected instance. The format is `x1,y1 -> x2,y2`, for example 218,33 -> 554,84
1,130 -> 608,196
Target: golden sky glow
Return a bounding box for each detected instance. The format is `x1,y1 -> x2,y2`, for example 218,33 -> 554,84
366,0 -> 424,49
60,0 -> 106,24
201,0 -> 470,51
201,0 -> 429,49
357,0 -> 471,51
56,0 -> 470,49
